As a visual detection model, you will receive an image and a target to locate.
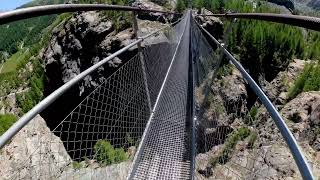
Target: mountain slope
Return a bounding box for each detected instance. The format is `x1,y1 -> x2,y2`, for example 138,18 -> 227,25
0,0 -> 65,58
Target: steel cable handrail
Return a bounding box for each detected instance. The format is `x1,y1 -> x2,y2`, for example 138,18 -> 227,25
193,16 -> 314,180
0,4 -> 181,25
0,17 -> 182,149
198,13 -> 320,31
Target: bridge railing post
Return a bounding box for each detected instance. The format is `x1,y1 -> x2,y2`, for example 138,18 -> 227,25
132,11 -> 152,112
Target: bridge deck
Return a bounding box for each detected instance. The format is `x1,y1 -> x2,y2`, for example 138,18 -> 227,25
130,12 -> 192,179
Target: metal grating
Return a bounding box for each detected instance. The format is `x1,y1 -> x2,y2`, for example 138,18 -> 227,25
129,12 -> 193,179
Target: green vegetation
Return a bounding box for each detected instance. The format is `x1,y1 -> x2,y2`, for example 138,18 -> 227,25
193,0 -> 224,13
288,62 -> 320,99
0,114 -> 17,136
0,13 -> 71,113
216,63 -> 233,79
198,0 -> 320,82
0,0 -> 65,56
209,127 -> 250,167
247,131 -> 257,149
176,0 -> 187,12
0,16 -> 58,56
94,140 -> 128,166
244,106 -> 258,125
98,0 -> 132,32
16,59 -> 45,113
72,161 -> 82,170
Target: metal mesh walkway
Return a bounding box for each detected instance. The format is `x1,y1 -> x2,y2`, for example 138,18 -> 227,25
129,12 -> 193,180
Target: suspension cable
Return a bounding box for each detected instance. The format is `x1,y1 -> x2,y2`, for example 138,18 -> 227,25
0,4 -> 180,25
198,13 -> 320,31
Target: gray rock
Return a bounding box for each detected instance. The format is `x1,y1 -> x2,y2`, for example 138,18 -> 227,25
218,68 -> 247,115
194,9 -> 224,40
59,161 -> 132,180
0,115 -> 71,179
265,145 -> 297,177
132,1 -> 178,23
262,59 -> 308,104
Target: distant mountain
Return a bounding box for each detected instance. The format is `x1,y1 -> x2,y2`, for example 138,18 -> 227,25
291,0 -> 320,11
307,0 -> 320,10
267,0 -> 294,11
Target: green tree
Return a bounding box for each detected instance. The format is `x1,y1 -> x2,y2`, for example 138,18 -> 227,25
0,114 -> 16,136
176,0 -> 186,12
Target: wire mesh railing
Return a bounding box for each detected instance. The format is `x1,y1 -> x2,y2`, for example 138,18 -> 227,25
192,15 -> 316,179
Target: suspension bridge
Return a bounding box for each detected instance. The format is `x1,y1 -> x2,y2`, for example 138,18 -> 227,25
0,4 -> 319,180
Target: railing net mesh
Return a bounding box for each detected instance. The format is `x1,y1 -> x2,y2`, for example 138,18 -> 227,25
191,17 -> 320,179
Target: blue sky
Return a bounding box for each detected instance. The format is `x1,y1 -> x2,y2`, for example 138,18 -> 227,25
0,0 -> 32,11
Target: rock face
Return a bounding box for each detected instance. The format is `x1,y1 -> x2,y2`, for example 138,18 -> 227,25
41,11 -> 138,134
0,115 -> 72,179
60,161 -> 132,180
196,59 -> 320,179
281,92 -> 320,150
217,69 -> 247,115
194,9 -> 224,41
133,0 -> 180,23
40,7 -> 174,163
261,59 -> 307,104
43,11 -> 129,97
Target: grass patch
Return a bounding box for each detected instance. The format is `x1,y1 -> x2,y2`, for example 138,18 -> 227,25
247,131 -> 258,149
72,161 -> 82,170
94,140 -> 128,166
209,127 -> 250,167
0,13 -> 71,113
0,114 -> 17,136
288,62 -> 320,99
217,64 -> 233,79
0,50 -> 26,74
244,106 -> 258,125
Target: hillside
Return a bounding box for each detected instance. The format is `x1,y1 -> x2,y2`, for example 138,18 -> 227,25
0,0 -> 65,63
294,0 -> 320,10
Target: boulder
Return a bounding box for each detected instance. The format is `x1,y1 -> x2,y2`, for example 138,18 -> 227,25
59,161 -> 132,180
0,115 -> 71,179
194,9 -> 224,40
261,59 -> 308,104
132,1 -> 178,23
217,68 -> 247,115
281,91 -> 320,142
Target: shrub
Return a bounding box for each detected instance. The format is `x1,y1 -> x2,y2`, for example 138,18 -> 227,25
94,140 -> 128,166
288,62 -> 320,99
247,131 -> 258,149
216,64 -> 233,79
176,0 -> 186,12
244,106 -> 258,125
209,127 -> 250,167
114,148 -> 127,163
0,114 -> 17,136
72,161 -> 82,170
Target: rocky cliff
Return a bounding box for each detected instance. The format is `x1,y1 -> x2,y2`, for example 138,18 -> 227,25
0,115 -> 71,179
40,3 -> 178,132
195,59 -> 320,179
